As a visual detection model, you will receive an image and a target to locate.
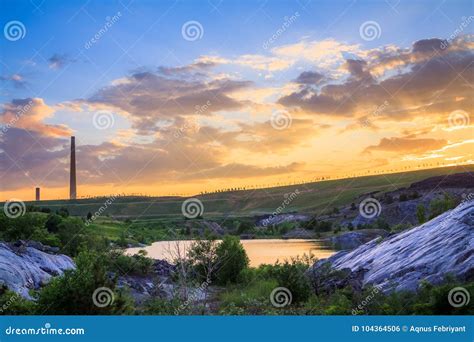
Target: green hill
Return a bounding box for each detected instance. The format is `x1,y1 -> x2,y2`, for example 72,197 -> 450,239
10,165 -> 474,219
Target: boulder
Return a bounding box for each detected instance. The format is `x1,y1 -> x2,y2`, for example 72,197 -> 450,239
0,241 -> 76,299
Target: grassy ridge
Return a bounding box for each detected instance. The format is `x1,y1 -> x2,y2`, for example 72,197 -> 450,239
10,165 -> 474,219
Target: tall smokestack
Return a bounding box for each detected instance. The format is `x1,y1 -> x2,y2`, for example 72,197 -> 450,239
35,187 -> 40,201
70,136 -> 77,200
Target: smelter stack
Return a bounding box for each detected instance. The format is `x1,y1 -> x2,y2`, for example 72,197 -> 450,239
69,136 -> 77,200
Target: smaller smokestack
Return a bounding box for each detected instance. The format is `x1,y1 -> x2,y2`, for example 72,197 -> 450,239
35,187 -> 40,201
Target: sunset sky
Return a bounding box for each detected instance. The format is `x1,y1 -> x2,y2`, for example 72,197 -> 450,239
1,0 -> 473,201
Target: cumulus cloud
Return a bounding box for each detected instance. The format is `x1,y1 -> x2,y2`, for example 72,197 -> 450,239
0,128 -> 69,190
278,35 -> 473,122
84,70 -> 252,134
1,98 -> 72,137
2,35 -> 472,194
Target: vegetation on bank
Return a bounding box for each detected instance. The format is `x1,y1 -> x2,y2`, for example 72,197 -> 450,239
0,190 -> 471,316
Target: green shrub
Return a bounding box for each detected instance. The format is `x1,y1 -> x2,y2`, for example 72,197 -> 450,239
215,236 -> 249,285
109,250 -> 153,276
416,204 -> 426,224
429,194 -> 456,219
0,213 -> 45,241
264,259 -> 312,304
0,290 -> 37,315
38,250 -> 132,315
45,214 -> 63,233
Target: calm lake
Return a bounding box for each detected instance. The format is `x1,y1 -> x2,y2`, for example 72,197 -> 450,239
126,239 -> 335,267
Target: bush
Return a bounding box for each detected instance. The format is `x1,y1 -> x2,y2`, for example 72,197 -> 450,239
38,250 -> 132,315
56,207 -> 69,218
374,218 -> 390,231
0,213 -> 44,241
237,222 -> 253,234
215,236 -> 249,285
416,204 -> 426,224
399,193 -> 408,202
45,214 -> 62,233
265,259 -> 312,304
109,250 -> 153,276
0,289 -> 37,315
304,219 -> 332,232
429,194 -> 456,219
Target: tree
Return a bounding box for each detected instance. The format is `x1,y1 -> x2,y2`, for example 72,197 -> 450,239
56,207 -> 69,218
215,236 -> 249,285
45,214 -> 62,233
188,239 -> 220,283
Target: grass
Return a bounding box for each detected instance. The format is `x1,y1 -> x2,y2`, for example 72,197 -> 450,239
12,165 -> 473,219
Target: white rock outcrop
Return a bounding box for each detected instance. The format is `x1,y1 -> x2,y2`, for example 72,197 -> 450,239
309,201 -> 474,292
0,242 -> 76,298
